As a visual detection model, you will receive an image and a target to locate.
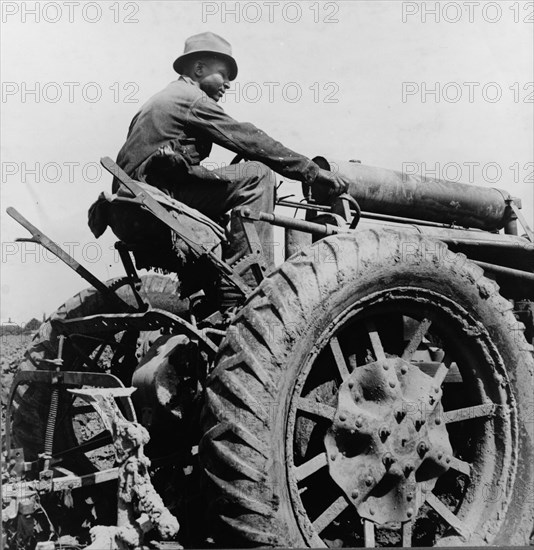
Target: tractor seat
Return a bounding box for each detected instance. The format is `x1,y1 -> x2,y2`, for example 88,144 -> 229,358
88,181 -> 225,278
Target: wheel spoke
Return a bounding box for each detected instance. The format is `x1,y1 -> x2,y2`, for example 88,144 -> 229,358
312,495 -> 349,534
297,397 -> 336,421
294,452 -> 328,482
425,492 -> 471,539
329,336 -> 350,381
402,318 -> 432,360
401,520 -> 413,547
366,320 -> 386,361
410,361 -> 462,382
447,456 -> 471,477
433,361 -> 454,387
443,403 -> 497,424
364,519 -> 376,547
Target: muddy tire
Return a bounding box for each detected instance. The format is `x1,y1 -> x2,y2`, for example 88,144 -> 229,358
201,230 -> 534,547
11,274 -> 186,466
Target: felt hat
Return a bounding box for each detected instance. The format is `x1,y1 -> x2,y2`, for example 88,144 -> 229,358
173,32 -> 238,80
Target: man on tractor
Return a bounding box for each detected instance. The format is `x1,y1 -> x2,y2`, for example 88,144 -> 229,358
99,32 -> 349,309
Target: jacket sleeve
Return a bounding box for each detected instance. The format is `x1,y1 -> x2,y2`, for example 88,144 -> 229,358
186,95 -> 320,184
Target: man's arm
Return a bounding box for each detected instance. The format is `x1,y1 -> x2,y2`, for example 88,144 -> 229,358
186,96 -> 320,183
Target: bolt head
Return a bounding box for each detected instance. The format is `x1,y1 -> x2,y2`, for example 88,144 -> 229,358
434,386 -> 440,394
383,363 -> 389,370
369,508 -> 375,515
407,507 -> 414,518
351,490 -> 359,499
339,413 -> 347,422
365,476 -> 374,487
407,492 -> 413,502
417,442 -> 428,456
330,453 -> 337,461
435,417 -> 441,425
389,381 -> 396,388
437,452 -> 443,460
382,453 -> 395,468
348,381 -> 354,389
356,417 -> 363,428
400,365 -> 408,374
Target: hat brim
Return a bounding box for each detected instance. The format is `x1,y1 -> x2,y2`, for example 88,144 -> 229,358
173,50 -> 238,81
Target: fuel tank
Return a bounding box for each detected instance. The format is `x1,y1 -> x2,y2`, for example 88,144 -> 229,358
311,157 -> 515,231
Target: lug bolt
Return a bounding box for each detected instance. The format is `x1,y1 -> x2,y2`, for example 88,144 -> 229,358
348,381 -> 354,389
339,413 -> 347,422
330,453 -> 337,461
389,381 -> 396,388
351,490 -> 359,499
383,364 -> 389,371
365,476 -> 374,487
356,417 -> 363,428
435,417 -> 441,425
382,453 -> 395,468
369,508 -> 375,515
415,418 -> 426,431
400,365 -> 408,374
417,442 -> 429,456
379,426 -> 390,441
437,452 -> 443,460
445,456 -> 451,464
407,492 -> 414,502
434,386 -> 440,394
407,507 -> 414,518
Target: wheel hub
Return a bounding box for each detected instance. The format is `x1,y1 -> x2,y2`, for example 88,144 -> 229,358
324,357 -> 453,524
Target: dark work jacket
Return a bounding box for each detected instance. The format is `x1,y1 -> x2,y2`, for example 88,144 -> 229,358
113,76 -> 320,194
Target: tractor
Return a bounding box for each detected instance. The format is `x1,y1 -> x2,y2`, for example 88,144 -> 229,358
2,155 -> 533,548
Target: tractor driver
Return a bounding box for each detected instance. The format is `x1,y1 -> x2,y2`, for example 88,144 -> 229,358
111,32 -> 349,307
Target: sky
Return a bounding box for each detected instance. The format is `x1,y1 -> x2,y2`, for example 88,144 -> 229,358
1,0 -> 533,323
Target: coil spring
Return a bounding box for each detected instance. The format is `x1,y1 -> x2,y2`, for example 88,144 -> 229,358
44,388 -> 59,455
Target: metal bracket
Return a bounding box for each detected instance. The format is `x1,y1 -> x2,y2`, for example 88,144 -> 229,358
232,210 -> 268,286
509,200 -> 534,242
114,241 -> 149,311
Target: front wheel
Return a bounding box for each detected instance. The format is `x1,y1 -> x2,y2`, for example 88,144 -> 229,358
201,229 -> 534,547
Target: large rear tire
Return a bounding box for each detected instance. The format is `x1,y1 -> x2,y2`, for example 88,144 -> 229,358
201,230 -> 534,547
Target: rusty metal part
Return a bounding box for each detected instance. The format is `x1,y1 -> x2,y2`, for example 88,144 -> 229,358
51,308 -> 218,356
311,157 -> 514,231
68,387 -> 180,548
241,207 -> 534,267
132,334 -> 200,427
4,370 -> 136,462
325,357 -> 453,524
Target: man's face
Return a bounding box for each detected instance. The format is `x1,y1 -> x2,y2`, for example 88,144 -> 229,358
196,58 -> 231,101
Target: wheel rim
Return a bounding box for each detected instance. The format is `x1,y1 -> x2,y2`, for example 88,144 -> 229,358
286,287 -> 516,547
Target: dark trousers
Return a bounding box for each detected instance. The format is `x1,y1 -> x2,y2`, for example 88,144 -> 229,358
172,161 -> 276,286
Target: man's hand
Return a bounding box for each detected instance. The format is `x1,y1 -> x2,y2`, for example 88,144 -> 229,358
314,168 -> 350,197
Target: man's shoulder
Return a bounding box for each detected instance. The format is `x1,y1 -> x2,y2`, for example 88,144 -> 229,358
147,78 -> 204,108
